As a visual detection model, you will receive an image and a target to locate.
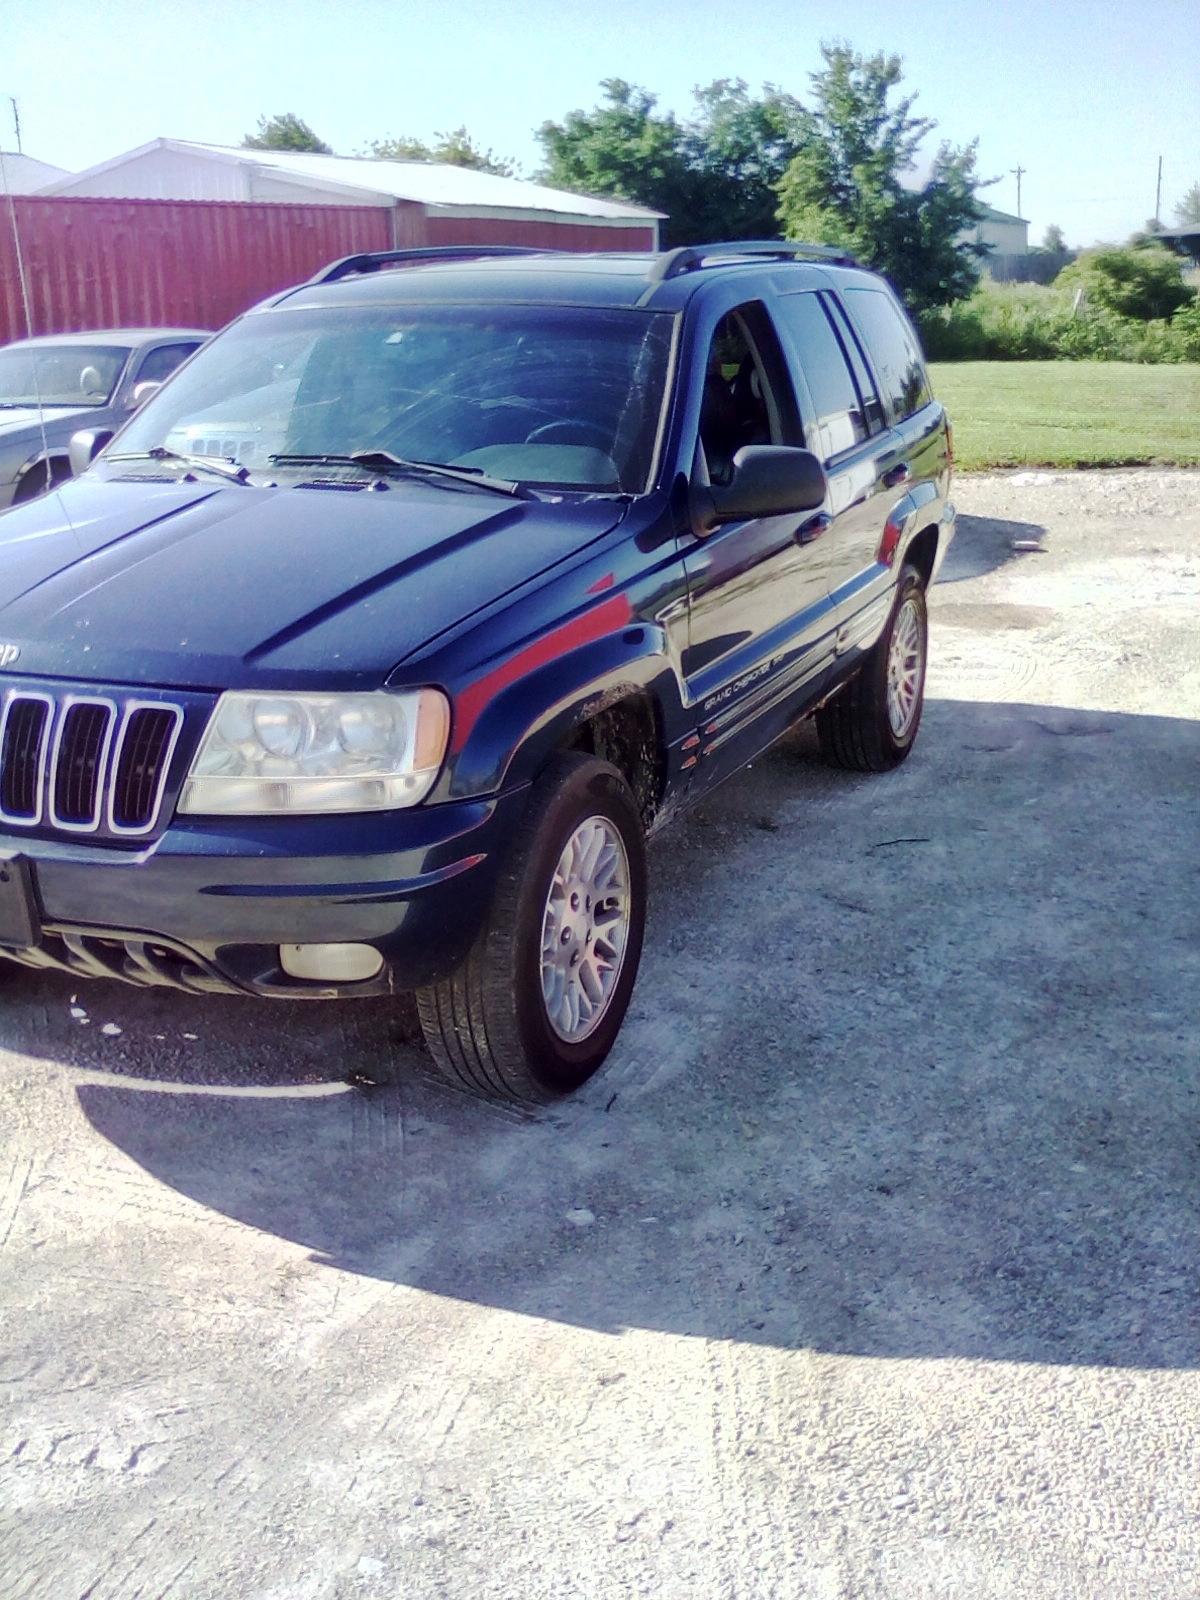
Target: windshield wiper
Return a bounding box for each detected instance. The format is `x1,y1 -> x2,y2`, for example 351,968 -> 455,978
269,451 -> 534,501
107,447 -> 252,485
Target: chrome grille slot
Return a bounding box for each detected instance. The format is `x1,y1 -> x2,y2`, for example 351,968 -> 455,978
0,688 -> 187,840
0,695 -> 52,823
50,700 -> 116,830
110,705 -> 183,834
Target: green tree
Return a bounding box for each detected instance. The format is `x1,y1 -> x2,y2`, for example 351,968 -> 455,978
1173,183 -> 1200,226
242,113 -> 331,154
684,79 -> 808,238
537,80 -> 698,244
537,78 -> 810,245
1057,244 -> 1192,320
368,126 -> 517,176
1042,223 -> 1067,252
775,44 -> 986,311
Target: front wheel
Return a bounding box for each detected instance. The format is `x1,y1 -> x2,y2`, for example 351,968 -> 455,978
416,753 -> 647,1103
816,564 -> 929,772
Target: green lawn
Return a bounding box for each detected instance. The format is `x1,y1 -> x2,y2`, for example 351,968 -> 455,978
928,362 -> 1200,471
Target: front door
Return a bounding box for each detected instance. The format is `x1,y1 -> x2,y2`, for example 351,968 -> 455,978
681,301 -> 838,784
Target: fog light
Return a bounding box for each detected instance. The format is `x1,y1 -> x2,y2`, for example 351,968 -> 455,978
279,943 -> 384,982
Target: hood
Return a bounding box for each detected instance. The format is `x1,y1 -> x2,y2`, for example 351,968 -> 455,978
0,406 -> 90,445
0,475 -> 627,690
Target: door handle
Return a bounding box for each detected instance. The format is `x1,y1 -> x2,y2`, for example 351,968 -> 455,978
795,511 -> 833,545
881,461 -> 910,489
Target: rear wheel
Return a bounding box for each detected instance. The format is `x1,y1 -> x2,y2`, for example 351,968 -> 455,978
416,753 -> 647,1103
816,564 -> 928,772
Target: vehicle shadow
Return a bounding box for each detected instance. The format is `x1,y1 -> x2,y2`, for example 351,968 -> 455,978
938,513 -> 1046,583
5,697 -> 1196,1369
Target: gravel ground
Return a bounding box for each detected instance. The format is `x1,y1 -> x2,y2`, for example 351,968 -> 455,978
2,469 -> 1198,1600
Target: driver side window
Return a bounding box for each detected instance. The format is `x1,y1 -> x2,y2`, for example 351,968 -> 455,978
696,303 -> 793,485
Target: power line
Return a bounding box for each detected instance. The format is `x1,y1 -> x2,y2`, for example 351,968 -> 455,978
1010,164 -> 1026,218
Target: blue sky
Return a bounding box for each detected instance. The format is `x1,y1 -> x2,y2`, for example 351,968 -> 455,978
4,0 -> 1198,246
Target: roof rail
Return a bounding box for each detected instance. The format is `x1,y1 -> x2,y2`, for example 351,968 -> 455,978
307,246 -> 554,285
643,239 -> 860,288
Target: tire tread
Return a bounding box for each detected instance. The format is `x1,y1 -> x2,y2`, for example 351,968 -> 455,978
416,752 -> 644,1103
817,566 -> 927,773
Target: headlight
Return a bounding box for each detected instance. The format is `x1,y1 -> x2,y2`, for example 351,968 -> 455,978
179,689 -> 450,815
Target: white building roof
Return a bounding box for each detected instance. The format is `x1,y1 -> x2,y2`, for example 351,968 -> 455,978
40,138 -> 664,223
0,151 -> 70,194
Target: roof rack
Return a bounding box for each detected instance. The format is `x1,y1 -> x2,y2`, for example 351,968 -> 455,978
643,239 -> 860,288
308,246 -> 555,285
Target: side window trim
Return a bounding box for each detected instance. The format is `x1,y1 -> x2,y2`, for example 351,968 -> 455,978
772,289 -> 873,467
820,293 -> 886,436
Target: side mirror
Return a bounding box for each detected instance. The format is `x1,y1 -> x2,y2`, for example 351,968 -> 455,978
693,445 -> 828,535
131,380 -> 162,409
68,428 -> 114,477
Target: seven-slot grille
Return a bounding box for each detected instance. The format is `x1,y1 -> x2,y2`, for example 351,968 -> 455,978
0,691 -> 184,837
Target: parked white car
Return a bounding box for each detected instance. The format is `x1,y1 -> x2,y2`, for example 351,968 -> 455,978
0,328 -> 209,508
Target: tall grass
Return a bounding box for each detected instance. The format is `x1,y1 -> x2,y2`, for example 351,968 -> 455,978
919,282 -> 1200,363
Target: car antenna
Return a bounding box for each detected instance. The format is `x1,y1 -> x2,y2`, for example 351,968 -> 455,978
0,131 -> 61,516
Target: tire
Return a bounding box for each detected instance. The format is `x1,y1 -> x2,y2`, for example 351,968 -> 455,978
816,564 -> 929,773
416,753 -> 647,1103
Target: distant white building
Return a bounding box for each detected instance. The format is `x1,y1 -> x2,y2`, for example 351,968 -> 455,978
37,139 -> 663,248
0,151 -> 70,193
959,203 -> 1030,259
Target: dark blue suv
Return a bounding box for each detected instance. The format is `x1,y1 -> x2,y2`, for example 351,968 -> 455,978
0,241 -> 954,1102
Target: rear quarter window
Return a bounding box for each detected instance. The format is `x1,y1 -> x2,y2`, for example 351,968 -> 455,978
842,288 -> 932,426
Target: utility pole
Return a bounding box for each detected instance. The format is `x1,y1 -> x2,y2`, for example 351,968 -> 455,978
1011,164 -> 1026,218
8,97 -> 21,154
1155,155 -> 1163,225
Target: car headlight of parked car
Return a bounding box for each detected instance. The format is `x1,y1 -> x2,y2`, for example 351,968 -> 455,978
180,689 -> 451,815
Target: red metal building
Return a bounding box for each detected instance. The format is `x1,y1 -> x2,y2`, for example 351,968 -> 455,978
1,141 -> 663,343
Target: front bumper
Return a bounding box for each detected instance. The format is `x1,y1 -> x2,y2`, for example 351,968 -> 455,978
0,786 -> 530,998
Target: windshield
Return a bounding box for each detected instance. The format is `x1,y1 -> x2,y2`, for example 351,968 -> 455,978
0,343 -> 130,408
116,303 -> 676,493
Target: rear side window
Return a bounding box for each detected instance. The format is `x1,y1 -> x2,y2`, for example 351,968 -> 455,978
773,291 -> 869,462
842,288 -> 932,425
822,295 -> 885,434
135,343 -> 201,387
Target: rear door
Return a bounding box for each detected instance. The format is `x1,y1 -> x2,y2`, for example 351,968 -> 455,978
772,288 -> 901,656
680,299 -> 838,782
834,286 -> 944,650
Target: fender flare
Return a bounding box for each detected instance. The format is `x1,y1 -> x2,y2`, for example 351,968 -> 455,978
884,479 -> 941,569
442,618 -> 682,801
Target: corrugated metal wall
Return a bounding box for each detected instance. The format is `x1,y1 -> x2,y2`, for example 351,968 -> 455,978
0,196 -> 393,342
0,196 -> 659,344
426,215 -> 657,252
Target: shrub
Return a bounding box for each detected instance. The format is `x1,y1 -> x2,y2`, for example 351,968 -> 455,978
918,279 -> 1200,363
1055,245 -> 1193,321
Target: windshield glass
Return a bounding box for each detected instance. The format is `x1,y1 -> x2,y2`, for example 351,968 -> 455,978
116,303 -> 676,492
0,343 -> 130,407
